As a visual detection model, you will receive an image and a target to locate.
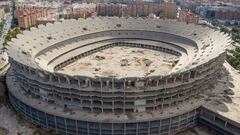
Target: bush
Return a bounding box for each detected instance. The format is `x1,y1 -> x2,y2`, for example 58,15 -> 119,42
226,54 -> 236,64
232,59 -> 240,68
220,26 -> 229,34
236,65 -> 240,70
235,47 -> 240,53
211,19 -> 219,26
233,51 -> 240,59
228,50 -> 235,53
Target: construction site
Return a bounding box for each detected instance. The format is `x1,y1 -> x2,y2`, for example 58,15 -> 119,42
5,17 -> 240,135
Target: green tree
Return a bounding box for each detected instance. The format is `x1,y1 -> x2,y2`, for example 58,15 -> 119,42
211,19 -> 219,26
156,10 -> 164,18
220,26 -> 229,34
235,47 -> 240,53
226,54 -> 237,65
233,51 -> 240,59
228,49 -> 235,53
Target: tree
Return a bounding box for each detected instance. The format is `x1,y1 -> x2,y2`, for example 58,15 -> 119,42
228,49 -> 235,53
232,59 -> 240,68
211,19 -> 219,27
233,51 -> 240,59
220,26 -> 229,34
156,10 -> 164,18
235,47 -> 240,53
227,54 -> 235,63
2,27 -> 22,48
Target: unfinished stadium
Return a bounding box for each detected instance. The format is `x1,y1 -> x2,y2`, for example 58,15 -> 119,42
6,17 -> 240,135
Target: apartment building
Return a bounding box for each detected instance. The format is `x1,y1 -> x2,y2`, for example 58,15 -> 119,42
15,7 -> 58,29
179,10 -> 199,24
96,2 -> 176,18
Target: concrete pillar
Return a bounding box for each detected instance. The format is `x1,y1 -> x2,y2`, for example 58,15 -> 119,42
45,112 -> 49,129
64,118 -> 67,133
66,77 -> 70,84
58,76 -> 60,84
49,75 -> 52,82
75,120 -> 78,134
100,79 -> 103,91
181,74 -> 184,83
107,80 -> 110,88
54,116 -> 57,133
88,79 -> 91,88
158,120 -> 161,134
194,70 -> 197,78
87,122 -> 89,135
168,117 -> 172,134
112,78 -> 114,89
186,112 -> 190,128
78,78 -> 81,87
188,72 -> 191,81
174,77 -> 176,83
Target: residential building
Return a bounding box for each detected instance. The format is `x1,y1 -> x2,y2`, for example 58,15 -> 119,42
179,10 -> 199,24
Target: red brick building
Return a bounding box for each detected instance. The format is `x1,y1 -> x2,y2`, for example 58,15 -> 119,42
15,7 -> 59,29
96,2 -> 177,19
179,10 -> 199,24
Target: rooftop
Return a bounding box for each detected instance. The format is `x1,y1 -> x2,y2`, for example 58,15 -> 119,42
203,62 -> 240,124
7,17 -> 230,79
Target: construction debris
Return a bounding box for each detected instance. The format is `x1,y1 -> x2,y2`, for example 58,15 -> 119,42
95,55 -> 105,61
120,59 -> 129,67
95,68 -> 101,71
142,58 -> 152,66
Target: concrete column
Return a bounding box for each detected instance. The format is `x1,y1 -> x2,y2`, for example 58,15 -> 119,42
88,79 -> 91,88
181,74 -> 184,83
64,118 -> 67,134
146,79 -> 148,87
111,123 -> 113,135
147,121 -> 150,135
224,121 -> 228,127
58,76 -> 61,84
177,115 -> 180,130
48,74 -> 53,82
37,110 -> 40,123
99,123 -> 101,135
45,112 -> 48,129
78,78 -> 81,87
112,78 -> 114,90
100,79 -> 103,91
194,70 -> 197,78
66,77 -> 70,84
168,117 -> 172,134
186,111 -> 190,127
194,109 -> 197,120
54,116 -> 57,133
174,77 -> 176,83
87,122 -> 89,135
136,122 -> 139,135
188,72 -> 191,80
30,107 -> 33,123
75,120 -> 78,134
158,120 -> 161,134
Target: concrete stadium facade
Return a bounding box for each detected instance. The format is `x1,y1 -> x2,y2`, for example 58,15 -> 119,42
6,17 -> 233,135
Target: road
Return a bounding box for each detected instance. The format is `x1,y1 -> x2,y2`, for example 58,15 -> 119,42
0,1 -> 13,65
